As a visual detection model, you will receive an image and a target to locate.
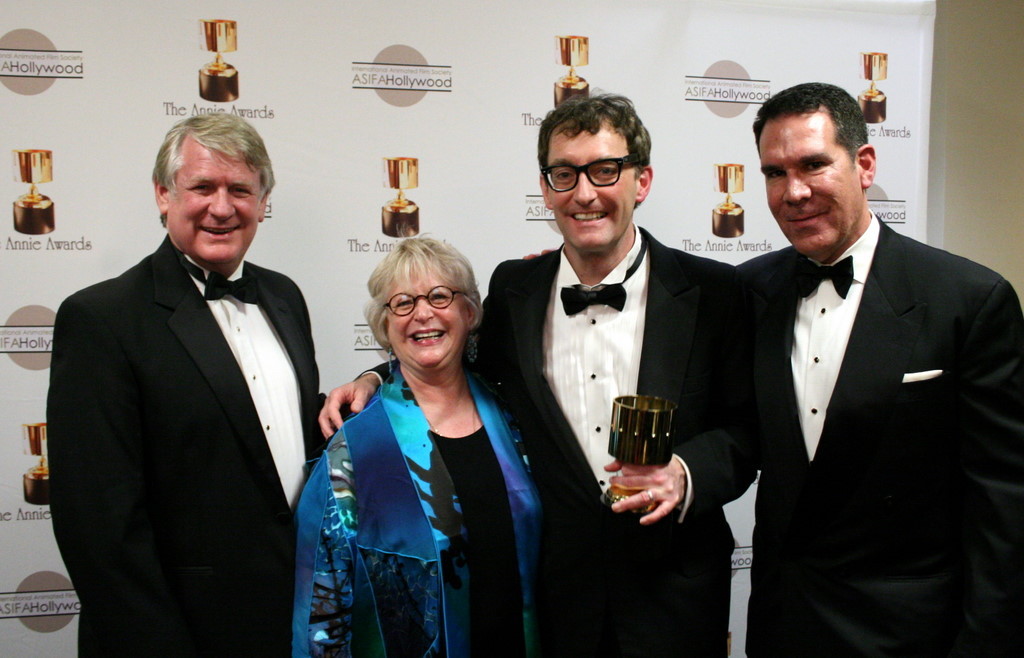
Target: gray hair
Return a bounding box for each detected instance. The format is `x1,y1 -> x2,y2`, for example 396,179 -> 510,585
153,113 -> 275,224
365,236 -> 483,351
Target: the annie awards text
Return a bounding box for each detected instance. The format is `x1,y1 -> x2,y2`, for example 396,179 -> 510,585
6,236 -> 92,251
163,102 -> 275,119
348,239 -> 396,253
681,238 -> 772,253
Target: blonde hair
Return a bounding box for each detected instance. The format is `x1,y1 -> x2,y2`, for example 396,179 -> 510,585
364,237 -> 482,350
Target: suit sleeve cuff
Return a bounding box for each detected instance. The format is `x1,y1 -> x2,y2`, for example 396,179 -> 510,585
359,369 -> 384,387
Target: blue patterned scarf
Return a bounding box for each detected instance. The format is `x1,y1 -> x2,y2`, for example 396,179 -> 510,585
293,366 -> 541,657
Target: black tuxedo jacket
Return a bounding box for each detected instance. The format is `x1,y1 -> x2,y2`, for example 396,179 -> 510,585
477,227 -> 756,657
47,237 -> 322,657
739,221 -> 1024,657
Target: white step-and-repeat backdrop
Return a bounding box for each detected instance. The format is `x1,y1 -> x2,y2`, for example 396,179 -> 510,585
1,1 -> 934,654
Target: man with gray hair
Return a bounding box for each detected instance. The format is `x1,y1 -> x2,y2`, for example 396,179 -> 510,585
48,113 -> 322,656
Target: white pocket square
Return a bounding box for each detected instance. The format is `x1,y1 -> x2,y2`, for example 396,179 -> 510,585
902,369 -> 943,383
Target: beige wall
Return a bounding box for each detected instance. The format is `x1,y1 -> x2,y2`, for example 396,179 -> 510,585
930,0 -> 1024,293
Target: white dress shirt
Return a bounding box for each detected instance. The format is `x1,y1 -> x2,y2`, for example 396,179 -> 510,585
792,217 -> 880,460
543,227 -> 649,489
186,258 -> 307,508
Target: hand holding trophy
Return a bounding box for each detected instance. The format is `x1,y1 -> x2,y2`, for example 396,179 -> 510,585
601,394 -> 677,513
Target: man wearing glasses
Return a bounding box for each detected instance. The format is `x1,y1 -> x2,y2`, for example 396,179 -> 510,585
322,94 -> 756,655
479,93 -> 756,656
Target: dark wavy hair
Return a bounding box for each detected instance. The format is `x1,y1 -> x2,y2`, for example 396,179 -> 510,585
753,82 -> 868,158
537,93 -> 652,169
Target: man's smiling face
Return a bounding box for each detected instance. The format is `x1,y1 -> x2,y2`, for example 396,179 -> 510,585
541,125 -> 652,268
156,136 -> 266,276
758,110 -> 875,264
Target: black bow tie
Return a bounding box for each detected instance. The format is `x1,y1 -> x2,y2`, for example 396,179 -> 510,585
204,270 -> 259,304
561,284 -> 626,315
561,237 -> 648,315
177,250 -> 259,304
795,255 -> 854,299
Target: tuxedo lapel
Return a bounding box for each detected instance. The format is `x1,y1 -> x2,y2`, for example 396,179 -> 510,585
751,251 -> 812,521
505,251 -> 601,493
250,267 -> 319,457
637,232 -> 695,400
259,286 -> 313,397
792,223 -> 924,529
152,239 -> 290,510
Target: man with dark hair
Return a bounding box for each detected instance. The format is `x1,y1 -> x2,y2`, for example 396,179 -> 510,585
48,113 -> 322,656
737,81 -> 1024,655
484,93 -> 755,656
322,94 -> 756,656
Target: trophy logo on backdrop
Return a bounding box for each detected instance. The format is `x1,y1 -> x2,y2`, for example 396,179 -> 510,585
856,52 -> 911,139
344,157 -> 422,254
858,51 -> 887,124
198,20 -> 240,102
163,19 -> 273,119
12,150 -> 54,235
381,157 -> 420,238
553,35 -> 589,107
5,151 -> 93,251
712,163 -> 744,238
22,423 -> 49,506
680,159 -> 770,255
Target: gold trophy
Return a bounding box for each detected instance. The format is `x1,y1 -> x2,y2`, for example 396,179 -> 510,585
712,163 -> 744,238
858,52 -> 887,124
13,149 -> 55,235
199,19 -> 239,102
554,35 -> 589,107
381,157 -> 419,238
601,395 -> 677,511
23,423 -> 49,505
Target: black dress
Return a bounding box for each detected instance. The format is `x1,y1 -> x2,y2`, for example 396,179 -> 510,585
433,427 -> 527,657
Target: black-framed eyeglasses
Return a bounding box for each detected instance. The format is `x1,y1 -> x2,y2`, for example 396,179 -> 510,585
384,286 -> 463,316
541,154 -> 640,192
